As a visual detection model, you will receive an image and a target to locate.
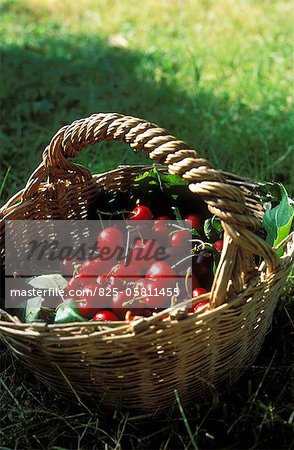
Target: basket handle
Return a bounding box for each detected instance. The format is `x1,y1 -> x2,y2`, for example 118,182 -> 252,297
22,113 -> 278,305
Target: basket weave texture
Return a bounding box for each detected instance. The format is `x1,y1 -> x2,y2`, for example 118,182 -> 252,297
0,113 -> 293,413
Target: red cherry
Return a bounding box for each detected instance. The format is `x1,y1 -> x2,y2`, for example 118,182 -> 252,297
78,299 -> 100,319
130,224 -> 154,242
192,287 -> 207,298
110,261 -> 140,285
77,285 -> 109,318
112,290 -> 130,318
97,227 -> 124,254
156,216 -> 171,221
112,290 -> 146,319
146,261 -> 175,281
152,223 -> 169,245
185,214 -> 203,231
93,311 -> 120,321
79,257 -> 113,276
129,239 -> 160,272
153,223 -> 168,233
213,240 -> 223,253
193,300 -> 209,314
170,230 -> 191,248
128,205 -> 153,220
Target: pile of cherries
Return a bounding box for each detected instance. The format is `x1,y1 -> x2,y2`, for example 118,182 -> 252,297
59,203 -> 223,323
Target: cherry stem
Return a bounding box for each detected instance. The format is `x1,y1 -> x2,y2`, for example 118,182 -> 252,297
171,254 -> 193,269
96,210 -> 104,230
192,242 -> 213,252
184,267 -> 192,295
126,225 -> 144,244
124,229 -> 130,266
170,224 -> 190,231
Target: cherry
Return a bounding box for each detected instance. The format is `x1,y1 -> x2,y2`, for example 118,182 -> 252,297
97,227 -> 124,254
192,287 -> 207,298
186,288 -> 208,313
213,239 -> 224,253
129,239 -> 160,272
128,205 -> 153,220
193,300 -> 209,314
152,223 -> 169,246
78,299 -> 100,319
156,216 -> 171,221
79,257 -> 113,275
130,224 -> 154,242
185,214 -> 203,231
110,261 -> 140,285
78,257 -> 113,285
146,261 -> 175,282
170,230 -> 191,249
112,290 -> 130,318
77,285 -> 110,318
93,310 -> 120,321
112,290 -> 146,319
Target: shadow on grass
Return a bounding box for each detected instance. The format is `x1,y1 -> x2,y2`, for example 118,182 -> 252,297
1,31 -> 293,205
0,13 -> 293,449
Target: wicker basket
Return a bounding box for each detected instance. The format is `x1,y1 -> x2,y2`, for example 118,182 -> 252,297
0,113 -> 293,413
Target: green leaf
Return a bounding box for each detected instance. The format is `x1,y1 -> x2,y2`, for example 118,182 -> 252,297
273,215 -> 293,257
204,218 -> 213,239
54,300 -> 85,324
134,170 -> 152,182
156,172 -> 188,187
171,206 -> 183,221
28,274 -> 67,290
135,168 -> 188,189
262,184 -> 294,256
211,216 -> 223,234
25,296 -> 44,323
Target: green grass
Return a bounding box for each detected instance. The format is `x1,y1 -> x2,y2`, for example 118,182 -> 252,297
0,0 -> 293,205
0,0 -> 293,448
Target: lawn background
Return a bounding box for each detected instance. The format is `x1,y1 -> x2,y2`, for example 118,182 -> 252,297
0,0 -> 293,449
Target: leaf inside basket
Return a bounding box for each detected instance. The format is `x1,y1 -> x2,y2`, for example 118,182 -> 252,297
25,296 -> 44,322
262,183 -> 294,256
